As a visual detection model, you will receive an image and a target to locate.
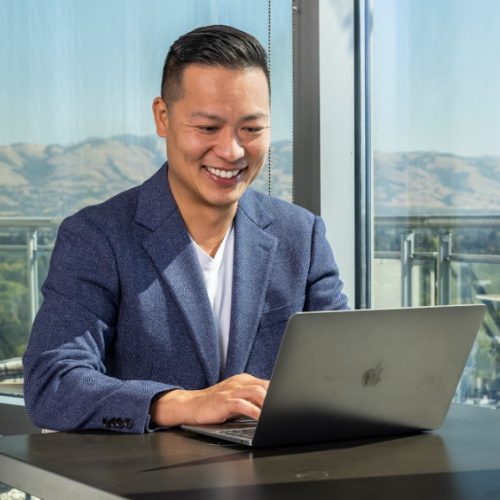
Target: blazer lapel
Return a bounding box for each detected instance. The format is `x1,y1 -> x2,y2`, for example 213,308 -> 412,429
224,198 -> 278,379
136,164 -> 220,387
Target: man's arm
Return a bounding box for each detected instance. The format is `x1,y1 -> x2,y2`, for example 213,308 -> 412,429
22,216 -> 179,432
305,215 -> 349,311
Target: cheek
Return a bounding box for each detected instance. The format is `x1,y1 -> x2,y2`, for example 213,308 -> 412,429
181,134 -> 211,159
168,132 -> 210,163
248,140 -> 270,166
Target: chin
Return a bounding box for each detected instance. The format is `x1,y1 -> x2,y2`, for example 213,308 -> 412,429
206,194 -> 242,208
208,187 -> 247,205
209,199 -> 239,208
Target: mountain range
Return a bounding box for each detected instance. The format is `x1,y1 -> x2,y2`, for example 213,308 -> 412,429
0,135 -> 499,217
374,150 -> 500,216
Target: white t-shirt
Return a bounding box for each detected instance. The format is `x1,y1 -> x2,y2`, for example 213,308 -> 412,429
190,224 -> 234,375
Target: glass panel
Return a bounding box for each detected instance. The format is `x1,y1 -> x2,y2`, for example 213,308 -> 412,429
372,258 -> 401,309
372,0 -> 500,408
0,0 -> 293,391
0,227 -> 29,390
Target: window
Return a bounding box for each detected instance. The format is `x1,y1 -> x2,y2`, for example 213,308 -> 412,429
0,0 -> 292,387
0,2 -> 292,497
372,0 -> 500,408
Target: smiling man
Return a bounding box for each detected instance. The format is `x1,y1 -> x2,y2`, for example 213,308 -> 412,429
23,25 -> 348,433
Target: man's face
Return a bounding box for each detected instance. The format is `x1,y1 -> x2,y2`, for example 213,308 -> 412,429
153,64 -> 270,213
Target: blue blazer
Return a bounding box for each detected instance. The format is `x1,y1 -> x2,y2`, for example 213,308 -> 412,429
23,163 -> 348,433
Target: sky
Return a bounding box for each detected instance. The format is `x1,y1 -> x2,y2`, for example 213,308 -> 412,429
1,0 -> 499,157
0,0 -> 292,146
373,0 -> 500,157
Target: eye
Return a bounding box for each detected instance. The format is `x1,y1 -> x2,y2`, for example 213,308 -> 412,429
198,126 -> 218,133
243,127 -> 263,133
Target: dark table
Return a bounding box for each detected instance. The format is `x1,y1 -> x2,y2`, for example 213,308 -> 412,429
0,404 -> 500,500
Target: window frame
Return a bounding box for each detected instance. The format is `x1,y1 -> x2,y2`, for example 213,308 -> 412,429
292,0 -> 365,307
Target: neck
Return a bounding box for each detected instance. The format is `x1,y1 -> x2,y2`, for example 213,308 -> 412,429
177,201 -> 236,258
167,170 -> 238,257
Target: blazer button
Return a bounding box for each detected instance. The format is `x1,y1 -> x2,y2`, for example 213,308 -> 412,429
110,418 -> 117,428
116,418 -> 124,429
124,419 -> 133,429
102,417 -> 111,428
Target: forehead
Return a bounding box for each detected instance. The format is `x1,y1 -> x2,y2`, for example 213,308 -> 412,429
177,64 -> 270,112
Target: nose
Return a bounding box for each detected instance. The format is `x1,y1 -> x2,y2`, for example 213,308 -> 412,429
213,128 -> 245,163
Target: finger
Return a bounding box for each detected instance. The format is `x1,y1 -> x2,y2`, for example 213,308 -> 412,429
231,386 -> 267,407
228,374 -> 270,390
251,377 -> 270,389
226,398 -> 262,420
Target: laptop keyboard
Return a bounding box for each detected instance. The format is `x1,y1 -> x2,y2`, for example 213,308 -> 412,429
219,427 -> 256,439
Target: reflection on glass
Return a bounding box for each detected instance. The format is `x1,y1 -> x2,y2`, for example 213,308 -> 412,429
372,0 -> 500,407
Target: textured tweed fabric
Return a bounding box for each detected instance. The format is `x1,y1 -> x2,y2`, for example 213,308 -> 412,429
22,163 -> 348,433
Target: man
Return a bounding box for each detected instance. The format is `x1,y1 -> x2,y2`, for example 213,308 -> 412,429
23,25 -> 348,433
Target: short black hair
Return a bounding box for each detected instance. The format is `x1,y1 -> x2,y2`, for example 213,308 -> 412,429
161,25 -> 270,107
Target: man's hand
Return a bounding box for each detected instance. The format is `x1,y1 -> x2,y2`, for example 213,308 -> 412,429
150,374 -> 269,427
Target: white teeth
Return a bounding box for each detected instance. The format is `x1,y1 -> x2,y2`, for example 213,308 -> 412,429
206,166 -> 241,179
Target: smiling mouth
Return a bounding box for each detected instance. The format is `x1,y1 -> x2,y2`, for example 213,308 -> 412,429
204,166 -> 245,179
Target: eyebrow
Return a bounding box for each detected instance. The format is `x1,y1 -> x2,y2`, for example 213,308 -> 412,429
190,111 -> 269,121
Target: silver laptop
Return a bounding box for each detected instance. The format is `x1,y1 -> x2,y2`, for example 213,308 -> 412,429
182,305 -> 486,447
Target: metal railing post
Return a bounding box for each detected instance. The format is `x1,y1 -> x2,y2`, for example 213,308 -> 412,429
456,262 -> 471,303
27,228 -> 39,324
437,232 -> 452,305
401,232 -> 414,307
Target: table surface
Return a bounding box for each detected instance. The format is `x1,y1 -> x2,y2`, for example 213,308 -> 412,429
1,404 -> 500,500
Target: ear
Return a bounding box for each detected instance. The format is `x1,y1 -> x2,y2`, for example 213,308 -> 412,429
152,97 -> 168,138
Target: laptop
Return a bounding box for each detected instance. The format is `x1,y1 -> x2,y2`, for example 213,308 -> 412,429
182,305 -> 486,447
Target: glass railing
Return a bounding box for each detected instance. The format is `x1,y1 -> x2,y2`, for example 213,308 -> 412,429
374,215 -> 500,409
0,218 -> 61,396
1,216 -> 499,409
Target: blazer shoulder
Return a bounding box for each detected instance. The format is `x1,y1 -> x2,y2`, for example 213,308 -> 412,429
241,188 -> 316,229
65,184 -> 141,232
64,161 -> 169,232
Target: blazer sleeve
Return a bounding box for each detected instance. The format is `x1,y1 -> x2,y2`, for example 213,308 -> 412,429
304,216 -> 349,311
22,215 -> 178,433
